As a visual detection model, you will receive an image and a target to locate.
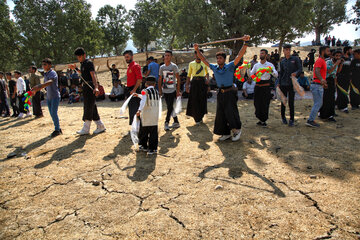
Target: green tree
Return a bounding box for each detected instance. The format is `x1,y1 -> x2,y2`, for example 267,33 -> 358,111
129,0 -> 160,53
0,1 -> 19,71
265,0 -> 313,54
348,0 -> 360,30
310,0 -> 347,44
96,4 -> 129,56
13,0 -> 103,68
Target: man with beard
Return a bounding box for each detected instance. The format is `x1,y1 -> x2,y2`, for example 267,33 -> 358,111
123,50 -> 143,125
350,49 -> 360,109
278,44 -> 302,127
194,35 -> 250,142
186,49 -> 209,125
250,49 -> 278,127
319,50 -> 342,122
336,46 -> 353,113
70,48 -> 106,135
306,46 -> 330,127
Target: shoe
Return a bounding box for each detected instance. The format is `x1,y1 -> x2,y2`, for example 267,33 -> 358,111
138,146 -> 148,152
341,108 -> 349,113
11,114 -> 18,118
51,129 -> 62,138
77,121 -> 91,135
147,150 -> 157,155
93,124 -> 106,134
171,122 -> 180,129
2,114 -> 10,117
288,120 -> 294,127
17,113 -> 25,119
282,118 -> 288,125
35,115 -> 44,119
232,129 -> 242,142
219,135 -> 232,141
306,120 -> 320,127
257,121 -> 267,128
164,122 -> 170,131
25,112 -> 32,118
328,117 -> 336,122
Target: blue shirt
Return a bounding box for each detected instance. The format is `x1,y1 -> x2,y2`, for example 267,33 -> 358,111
44,69 -> 60,100
209,61 -> 235,87
148,61 -> 160,79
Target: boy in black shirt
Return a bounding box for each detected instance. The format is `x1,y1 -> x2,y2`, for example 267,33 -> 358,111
70,47 -> 106,135
350,49 -> 360,109
6,72 -> 19,117
0,72 -> 10,117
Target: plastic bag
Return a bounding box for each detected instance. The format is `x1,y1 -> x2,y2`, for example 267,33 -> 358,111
131,115 -> 140,146
120,94 -> 142,116
276,86 -> 287,106
291,76 -> 305,97
171,96 -> 182,117
158,97 -> 162,119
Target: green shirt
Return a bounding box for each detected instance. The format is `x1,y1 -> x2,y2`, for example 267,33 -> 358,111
29,73 -> 40,88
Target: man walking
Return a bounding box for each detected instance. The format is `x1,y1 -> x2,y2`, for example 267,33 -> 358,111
278,44 -> 302,127
186,49 -> 209,125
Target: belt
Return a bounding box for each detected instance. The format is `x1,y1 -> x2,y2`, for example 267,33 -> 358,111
192,76 -> 205,80
219,85 -> 236,93
311,82 -> 321,85
256,83 -> 270,87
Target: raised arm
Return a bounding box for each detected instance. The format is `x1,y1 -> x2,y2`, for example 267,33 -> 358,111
194,44 -> 210,67
234,35 -> 251,66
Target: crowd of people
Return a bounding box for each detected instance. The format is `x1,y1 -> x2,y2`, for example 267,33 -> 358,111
0,36 -> 359,154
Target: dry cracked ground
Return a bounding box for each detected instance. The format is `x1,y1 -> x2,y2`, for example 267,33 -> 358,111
1,94 -> 359,239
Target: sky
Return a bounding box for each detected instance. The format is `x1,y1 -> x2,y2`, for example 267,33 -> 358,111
7,0 -> 360,49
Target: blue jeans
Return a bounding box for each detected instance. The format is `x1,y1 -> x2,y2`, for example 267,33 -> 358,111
308,84 -> 324,121
47,97 -> 60,131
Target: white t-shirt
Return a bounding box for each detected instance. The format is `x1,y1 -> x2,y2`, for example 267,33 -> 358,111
159,62 -> 179,94
250,61 -> 278,80
243,81 -> 255,94
16,77 -> 26,94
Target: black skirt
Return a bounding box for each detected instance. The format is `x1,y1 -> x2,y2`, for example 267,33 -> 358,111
319,77 -> 335,119
336,75 -> 350,110
186,77 -> 208,122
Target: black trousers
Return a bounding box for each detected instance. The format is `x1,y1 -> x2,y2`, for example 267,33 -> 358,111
32,91 -> 43,116
254,86 -> 271,122
139,124 -> 158,150
350,79 -> 360,108
186,77 -> 207,122
82,84 -> 100,121
164,91 -> 179,123
214,90 -> 241,135
336,76 -> 350,110
319,77 -> 335,119
0,94 -> 10,115
126,86 -> 141,125
109,95 -> 125,101
10,94 -> 19,115
18,95 -> 27,114
280,85 -> 295,121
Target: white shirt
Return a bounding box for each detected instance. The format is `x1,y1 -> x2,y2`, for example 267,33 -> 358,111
16,77 -> 26,94
250,61 -> 278,80
243,81 -> 256,94
138,86 -> 154,111
110,85 -> 124,96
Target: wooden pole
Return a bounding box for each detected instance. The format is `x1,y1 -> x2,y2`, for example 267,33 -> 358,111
198,37 -> 246,46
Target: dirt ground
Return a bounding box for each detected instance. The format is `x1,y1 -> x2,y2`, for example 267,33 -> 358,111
1,50 -> 360,239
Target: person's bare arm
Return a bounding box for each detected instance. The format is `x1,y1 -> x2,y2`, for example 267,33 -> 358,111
194,44 -> 210,67
90,71 -> 99,96
31,80 -> 54,93
131,79 -> 142,95
12,85 -> 17,99
145,69 -> 151,77
107,60 -> 111,70
315,67 -> 327,88
175,72 -> 181,97
158,76 -> 163,95
234,35 -> 251,66
327,59 -> 341,73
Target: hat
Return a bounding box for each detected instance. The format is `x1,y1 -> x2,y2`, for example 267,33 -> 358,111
146,75 -> 157,82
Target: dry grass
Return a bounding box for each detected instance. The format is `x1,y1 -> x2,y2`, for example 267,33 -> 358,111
1,48 -> 359,239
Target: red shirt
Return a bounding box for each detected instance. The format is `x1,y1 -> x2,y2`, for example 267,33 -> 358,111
313,58 -> 327,83
126,61 -> 142,87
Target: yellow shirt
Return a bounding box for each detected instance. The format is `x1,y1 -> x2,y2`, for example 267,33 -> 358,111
187,60 -> 208,78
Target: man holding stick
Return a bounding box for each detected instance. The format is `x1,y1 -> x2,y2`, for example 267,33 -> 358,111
70,47 -> 106,135
194,35 -> 250,141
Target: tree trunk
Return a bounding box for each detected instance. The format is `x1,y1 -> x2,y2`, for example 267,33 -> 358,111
278,35 -> 285,57
315,27 -> 321,45
145,45 -> 148,59
229,39 -> 243,62
169,34 -> 175,50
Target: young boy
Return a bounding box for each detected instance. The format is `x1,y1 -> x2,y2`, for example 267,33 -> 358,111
136,76 -> 160,155
6,72 -> 19,117
158,50 -> 181,131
